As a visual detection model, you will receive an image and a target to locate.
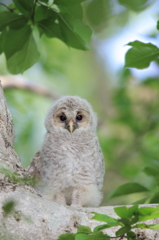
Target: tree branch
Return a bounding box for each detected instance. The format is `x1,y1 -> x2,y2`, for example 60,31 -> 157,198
0,3 -> 15,12
0,75 -> 60,100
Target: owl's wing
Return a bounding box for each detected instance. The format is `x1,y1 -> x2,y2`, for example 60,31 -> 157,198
27,150 -> 41,179
96,139 -> 105,190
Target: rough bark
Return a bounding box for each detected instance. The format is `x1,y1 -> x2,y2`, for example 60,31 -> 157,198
0,81 -> 158,240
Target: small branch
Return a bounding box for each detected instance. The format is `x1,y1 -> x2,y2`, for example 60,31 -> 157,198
32,0 -> 38,23
0,75 -> 60,100
0,3 -> 15,12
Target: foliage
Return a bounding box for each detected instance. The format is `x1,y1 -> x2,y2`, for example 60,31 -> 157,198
56,205 -> 159,240
125,41 -> 159,69
0,0 -> 92,74
0,165 -> 36,186
108,161 -> 159,204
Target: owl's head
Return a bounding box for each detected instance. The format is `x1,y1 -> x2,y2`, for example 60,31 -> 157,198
45,96 -> 97,134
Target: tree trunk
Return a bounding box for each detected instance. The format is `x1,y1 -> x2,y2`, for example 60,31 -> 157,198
0,82 -> 158,240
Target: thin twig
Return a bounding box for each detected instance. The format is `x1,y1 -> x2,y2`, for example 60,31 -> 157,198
0,3 -> 15,12
32,0 -> 38,23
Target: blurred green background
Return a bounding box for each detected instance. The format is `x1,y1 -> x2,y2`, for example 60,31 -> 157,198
0,0 -> 159,206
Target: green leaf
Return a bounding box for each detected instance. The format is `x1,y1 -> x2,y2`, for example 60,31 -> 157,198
13,0 -> 34,17
58,233 -> 75,240
133,223 -> 159,230
149,192 -> 159,204
93,224 -> 118,233
37,12 -> 61,38
58,13 -> 92,50
58,4 -> 83,20
138,206 -> 159,215
0,11 -> 28,31
133,223 -> 150,229
157,20 -> 159,30
34,6 -> 54,22
127,231 -> 136,240
133,197 -> 148,204
107,182 -> 149,199
7,32 -> 40,74
54,0 -> 85,6
114,205 -> 138,219
118,0 -> 150,12
125,41 -> 159,69
114,206 -> 130,218
86,231 -> 110,240
2,200 -> 16,215
92,212 -> 118,226
116,226 -> 131,236
143,165 -> 159,183
138,212 -> 159,222
85,0 -> 110,29
77,226 -> 92,234
75,234 -> 89,240
149,224 -> 159,230
0,30 -> 6,55
3,25 -> 31,59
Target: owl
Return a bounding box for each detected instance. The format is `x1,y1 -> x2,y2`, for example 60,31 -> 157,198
29,96 -> 105,207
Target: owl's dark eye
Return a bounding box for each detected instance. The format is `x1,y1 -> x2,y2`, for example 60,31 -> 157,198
76,115 -> 82,121
60,115 -> 66,121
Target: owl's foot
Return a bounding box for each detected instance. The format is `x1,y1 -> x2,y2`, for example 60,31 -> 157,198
71,188 -> 82,207
55,191 -> 66,205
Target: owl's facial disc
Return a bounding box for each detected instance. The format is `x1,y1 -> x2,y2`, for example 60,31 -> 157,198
54,107 -> 90,133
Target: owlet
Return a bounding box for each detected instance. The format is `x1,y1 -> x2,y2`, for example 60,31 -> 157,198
29,96 -> 105,207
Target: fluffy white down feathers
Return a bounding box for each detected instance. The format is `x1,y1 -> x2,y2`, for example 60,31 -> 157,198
29,96 -> 105,207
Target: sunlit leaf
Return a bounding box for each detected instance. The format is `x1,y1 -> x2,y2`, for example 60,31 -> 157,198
114,205 -> 138,219
149,224 -> 159,230
92,212 -> 118,225
86,231 -> 110,240
77,226 -> 92,234
93,224 -> 115,233
107,183 -> 149,199
133,223 -> 150,229
75,234 -> 89,240
58,233 -> 75,240
125,41 -> 159,69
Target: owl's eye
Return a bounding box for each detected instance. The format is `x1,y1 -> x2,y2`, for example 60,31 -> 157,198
60,115 -> 66,121
76,115 -> 82,121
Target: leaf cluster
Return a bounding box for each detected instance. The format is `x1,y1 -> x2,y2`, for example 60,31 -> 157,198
0,0 -> 92,74
56,205 -> 159,240
107,157 -> 159,204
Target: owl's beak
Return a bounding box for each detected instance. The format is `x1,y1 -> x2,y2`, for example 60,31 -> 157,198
68,119 -> 74,133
